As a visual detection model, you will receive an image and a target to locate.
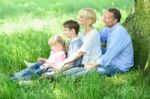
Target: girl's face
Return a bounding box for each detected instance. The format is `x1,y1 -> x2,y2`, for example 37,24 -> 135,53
50,42 -> 62,53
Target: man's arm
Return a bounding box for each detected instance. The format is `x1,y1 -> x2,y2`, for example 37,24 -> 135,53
97,29 -> 131,66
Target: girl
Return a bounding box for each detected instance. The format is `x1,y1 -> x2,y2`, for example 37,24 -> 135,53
11,36 -> 66,80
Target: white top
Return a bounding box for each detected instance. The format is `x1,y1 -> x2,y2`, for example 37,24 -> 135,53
79,29 -> 102,65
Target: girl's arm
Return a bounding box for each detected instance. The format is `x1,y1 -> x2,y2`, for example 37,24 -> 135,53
37,57 -> 48,63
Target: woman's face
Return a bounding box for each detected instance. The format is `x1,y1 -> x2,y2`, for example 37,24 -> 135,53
78,12 -> 88,26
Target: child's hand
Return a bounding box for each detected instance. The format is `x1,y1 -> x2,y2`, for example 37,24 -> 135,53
40,64 -> 48,69
37,57 -> 47,62
46,63 -> 55,67
57,62 -> 65,70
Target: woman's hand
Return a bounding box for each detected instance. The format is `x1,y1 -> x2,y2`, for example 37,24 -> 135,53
84,63 -> 99,69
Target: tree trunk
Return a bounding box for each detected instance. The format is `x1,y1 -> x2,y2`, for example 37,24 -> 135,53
124,0 -> 150,74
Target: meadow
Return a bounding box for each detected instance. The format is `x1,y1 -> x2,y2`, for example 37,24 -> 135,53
1,0 -> 150,99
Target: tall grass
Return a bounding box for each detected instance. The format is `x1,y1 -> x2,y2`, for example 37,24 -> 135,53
1,0 -> 149,99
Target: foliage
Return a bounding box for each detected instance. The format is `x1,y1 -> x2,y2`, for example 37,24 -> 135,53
1,0 -> 150,99
124,0 -> 150,70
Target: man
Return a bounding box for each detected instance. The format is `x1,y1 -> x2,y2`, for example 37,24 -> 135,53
87,8 -> 134,76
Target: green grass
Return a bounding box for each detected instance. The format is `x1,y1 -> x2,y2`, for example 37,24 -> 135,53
1,0 -> 150,99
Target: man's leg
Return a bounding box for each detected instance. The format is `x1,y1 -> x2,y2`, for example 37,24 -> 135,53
97,65 -> 124,76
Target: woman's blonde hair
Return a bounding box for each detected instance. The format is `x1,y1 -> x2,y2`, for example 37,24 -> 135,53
79,8 -> 97,24
48,36 -> 67,54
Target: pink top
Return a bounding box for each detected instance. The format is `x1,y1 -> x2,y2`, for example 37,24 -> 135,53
46,50 -> 66,67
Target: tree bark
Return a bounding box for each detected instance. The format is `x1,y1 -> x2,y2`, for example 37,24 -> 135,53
124,0 -> 150,74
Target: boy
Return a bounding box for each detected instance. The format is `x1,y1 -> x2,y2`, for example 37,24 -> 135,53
42,20 -> 83,76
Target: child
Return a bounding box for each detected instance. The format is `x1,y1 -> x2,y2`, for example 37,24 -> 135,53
42,20 -> 83,77
54,8 -> 102,77
11,36 -> 66,80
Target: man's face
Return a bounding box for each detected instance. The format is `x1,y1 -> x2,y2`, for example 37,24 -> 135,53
63,27 -> 72,38
103,11 -> 117,27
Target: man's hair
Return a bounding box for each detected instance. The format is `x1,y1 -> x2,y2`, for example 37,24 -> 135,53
63,20 -> 80,34
107,8 -> 121,22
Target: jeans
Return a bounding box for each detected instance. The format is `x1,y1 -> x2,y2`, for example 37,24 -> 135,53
97,65 -> 124,76
62,67 -> 96,78
61,64 -> 124,78
11,62 -> 53,80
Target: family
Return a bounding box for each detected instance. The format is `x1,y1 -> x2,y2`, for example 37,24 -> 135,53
11,7 -> 134,81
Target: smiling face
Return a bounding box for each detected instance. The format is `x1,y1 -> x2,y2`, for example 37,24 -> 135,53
103,11 -> 117,27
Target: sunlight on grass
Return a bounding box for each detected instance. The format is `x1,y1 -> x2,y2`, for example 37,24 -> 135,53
1,0 -> 147,99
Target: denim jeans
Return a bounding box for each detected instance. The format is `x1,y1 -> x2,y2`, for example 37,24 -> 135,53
62,67 -> 96,78
96,65 -> 124,76
62,67 -> 85,76
11,62 -> 51,80
62,65 -> 124,78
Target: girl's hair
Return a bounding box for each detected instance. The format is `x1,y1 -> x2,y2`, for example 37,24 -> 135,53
79,8 -> 97,25
48,36 -> 67,54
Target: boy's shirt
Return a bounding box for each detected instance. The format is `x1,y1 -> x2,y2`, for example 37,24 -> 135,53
68,37 -> 83,67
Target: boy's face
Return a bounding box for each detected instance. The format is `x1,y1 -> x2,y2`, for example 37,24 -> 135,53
63,27 -> 73,38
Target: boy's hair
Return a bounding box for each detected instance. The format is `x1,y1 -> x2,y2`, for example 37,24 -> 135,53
48,36 -> 67,53
79,8 -> 96,25
63,20 -> 80,35
107,8 -> 121,22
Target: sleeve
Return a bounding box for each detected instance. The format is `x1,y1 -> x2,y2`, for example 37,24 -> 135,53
97,29 -> 130,67
72,40 -> 82,54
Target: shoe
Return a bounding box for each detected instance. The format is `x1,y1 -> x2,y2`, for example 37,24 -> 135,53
24,61 -> 35,68
42,71 -> 55,77
19,80 -> 33,85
